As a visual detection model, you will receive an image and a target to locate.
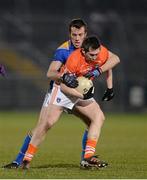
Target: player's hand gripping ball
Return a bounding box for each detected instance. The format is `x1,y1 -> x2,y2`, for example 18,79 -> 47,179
75,76 -> 94,99
61,73 -> 78,88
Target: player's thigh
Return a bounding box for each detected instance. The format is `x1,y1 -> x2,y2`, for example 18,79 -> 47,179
73,106 -> 91,126
37,104 -> 63,128
75,100 -> 104,122
45,104 -> 63,127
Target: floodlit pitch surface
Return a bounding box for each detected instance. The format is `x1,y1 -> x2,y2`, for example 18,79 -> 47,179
0,111 -> 147,178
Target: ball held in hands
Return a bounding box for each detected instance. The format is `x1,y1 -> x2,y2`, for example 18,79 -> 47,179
75,76 -> 94,99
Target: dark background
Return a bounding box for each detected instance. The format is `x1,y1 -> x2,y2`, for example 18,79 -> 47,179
0,0 -> 147,112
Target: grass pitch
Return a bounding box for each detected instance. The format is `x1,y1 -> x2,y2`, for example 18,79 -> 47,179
0,111 -> 147,179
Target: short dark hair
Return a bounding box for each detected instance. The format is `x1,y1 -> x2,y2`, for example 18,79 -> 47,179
69,18 -> 87,33
81,36 -> 101,53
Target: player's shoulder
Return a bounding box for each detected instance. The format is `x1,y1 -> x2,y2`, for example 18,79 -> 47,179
66,49 -> 81,65
66,49 -> 81,63
57,40 -> 71,50
69,48 -> 81,57
100,45 -> 108,52
95,45 -> 109,65
54,40 -> 76,63
99,45 -> 109,57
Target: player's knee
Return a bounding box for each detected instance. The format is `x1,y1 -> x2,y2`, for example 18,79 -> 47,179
46,119 -> 55,129
95,110 -> 105,126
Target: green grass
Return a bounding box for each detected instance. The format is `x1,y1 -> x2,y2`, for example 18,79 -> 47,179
0,111 -> 147,178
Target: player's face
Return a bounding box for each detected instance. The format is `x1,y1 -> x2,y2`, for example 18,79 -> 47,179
83,47 -> 100,62
70,26 -> 87,48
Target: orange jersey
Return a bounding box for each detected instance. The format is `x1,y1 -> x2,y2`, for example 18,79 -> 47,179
61,45 -> 109,76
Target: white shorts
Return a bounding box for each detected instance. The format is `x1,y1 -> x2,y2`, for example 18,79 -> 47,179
43,84 -> 94,110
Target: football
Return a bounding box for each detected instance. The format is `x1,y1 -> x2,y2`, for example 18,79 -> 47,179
75,76 -> 93,94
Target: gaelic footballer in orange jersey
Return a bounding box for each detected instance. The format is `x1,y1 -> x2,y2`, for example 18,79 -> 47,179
61,37 -> 109,78
61,44 -> 108,78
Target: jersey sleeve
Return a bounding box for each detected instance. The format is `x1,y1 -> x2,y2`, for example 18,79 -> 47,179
98,45 -> 109,66
53,49 -> 67,64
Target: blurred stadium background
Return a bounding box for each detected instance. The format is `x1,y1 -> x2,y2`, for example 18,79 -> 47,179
0,0 -> 147,112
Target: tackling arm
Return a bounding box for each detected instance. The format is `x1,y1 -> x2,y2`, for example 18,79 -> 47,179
100,50 -> 120,89
46,61 -> 63,81
100,51 -> 120,73
106,69 -> 113,89
101,69 -> 114,101
100,51 -> 120,101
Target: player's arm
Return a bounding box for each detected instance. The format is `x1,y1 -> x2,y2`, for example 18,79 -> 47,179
100,51 -> 120,73
59,52 -> 82,98
46,61 -> 62,81
102,69 -> 114,101
59,55 -> 83,98
101,51 -> 120,101
106,69 -> 113,89
60,81 -> 94,100
84,51 -> 120,79
47,47 -> 68,82
60,83 -> 83,99
60,53 -> 94,99
99,51 -> 120,101
59,52 -> 79,88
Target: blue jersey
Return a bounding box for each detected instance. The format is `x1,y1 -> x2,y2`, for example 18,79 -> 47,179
49,40 -> 76,90
53,40 -> 75,64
